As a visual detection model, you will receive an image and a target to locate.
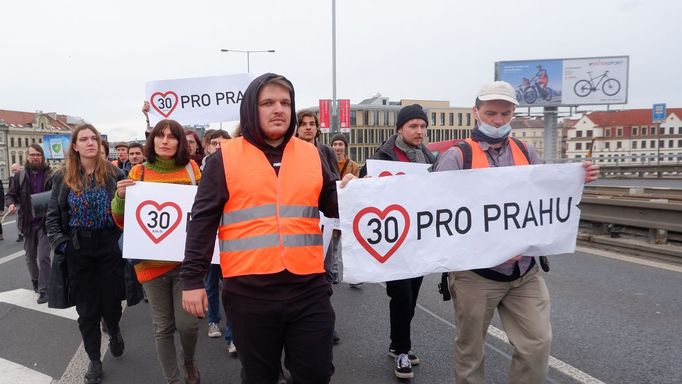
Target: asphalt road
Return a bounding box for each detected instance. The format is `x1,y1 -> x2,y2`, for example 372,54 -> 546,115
1,214 -> 680,384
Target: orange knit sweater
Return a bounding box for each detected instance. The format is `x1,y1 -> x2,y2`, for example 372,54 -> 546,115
111,158 -> 201,283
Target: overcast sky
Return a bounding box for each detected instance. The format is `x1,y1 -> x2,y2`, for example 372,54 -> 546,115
2,0 -> 680,141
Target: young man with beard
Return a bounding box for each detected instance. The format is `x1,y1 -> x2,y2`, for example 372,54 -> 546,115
127,142 -> 145,166
295,110 -> 339,180
433,81 -> 599,384
181,73 -> 354,384
5,144 -> 53,303
361,104 -> 436,379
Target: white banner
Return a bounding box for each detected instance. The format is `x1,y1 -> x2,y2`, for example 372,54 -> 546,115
145,73 -> 255,125
365,159 -> 431,178
122,182 -> 220,264
338,163 -> 585,283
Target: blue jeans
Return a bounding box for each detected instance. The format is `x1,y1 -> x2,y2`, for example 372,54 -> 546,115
204,264 -> 233,343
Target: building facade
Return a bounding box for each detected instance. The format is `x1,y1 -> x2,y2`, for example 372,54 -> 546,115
0,109 -> 84,182
565,108 -> 682,164
315,95 -> 475,164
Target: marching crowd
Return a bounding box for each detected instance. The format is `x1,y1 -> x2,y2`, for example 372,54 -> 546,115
2,74 -> 599,384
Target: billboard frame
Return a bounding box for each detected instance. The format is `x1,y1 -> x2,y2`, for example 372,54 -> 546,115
495,55 -> 629,107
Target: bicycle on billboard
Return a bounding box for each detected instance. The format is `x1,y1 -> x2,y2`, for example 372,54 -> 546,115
515,76 -> 553,104
573,70 -> 621,97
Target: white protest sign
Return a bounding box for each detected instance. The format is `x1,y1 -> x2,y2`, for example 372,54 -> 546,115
145,73 -> 255,125
123,182 -> 220,264
365,159 -> 431,178
338,163 -> 584,283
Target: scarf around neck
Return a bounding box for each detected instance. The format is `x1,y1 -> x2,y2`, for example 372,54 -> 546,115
395,135 -> 426,163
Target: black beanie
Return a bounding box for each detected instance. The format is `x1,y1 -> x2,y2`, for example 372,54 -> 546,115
396,104 -> 428,131
330,133 -> 348,147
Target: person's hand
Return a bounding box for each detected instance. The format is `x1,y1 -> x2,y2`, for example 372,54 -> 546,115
582,161 -> 600,183
7,204 -> 16,213
182,288 -> 208,318
339,173 -> 357,189
142,101 -> 150,116
116,179 -> 136,199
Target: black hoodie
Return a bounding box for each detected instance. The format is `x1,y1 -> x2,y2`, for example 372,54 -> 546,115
181,73 -> 339,300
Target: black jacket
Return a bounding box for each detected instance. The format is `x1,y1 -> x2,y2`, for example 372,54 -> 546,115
359,133 -> 436,176
46,167 -> 124,251
5,167 -> 53,233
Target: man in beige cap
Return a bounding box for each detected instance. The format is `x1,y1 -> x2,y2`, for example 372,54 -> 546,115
434,81 -> 600,384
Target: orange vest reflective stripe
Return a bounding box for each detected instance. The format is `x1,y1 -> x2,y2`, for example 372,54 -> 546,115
465,138 -> 530,168
218,137 -> 324,278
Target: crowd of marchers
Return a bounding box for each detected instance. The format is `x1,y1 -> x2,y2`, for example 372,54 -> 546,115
2,75 -> 599,384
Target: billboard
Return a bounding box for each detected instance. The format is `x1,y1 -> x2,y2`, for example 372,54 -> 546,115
339,99 -> 351,133
43,134 -> 71,160
496,56 -> 629,107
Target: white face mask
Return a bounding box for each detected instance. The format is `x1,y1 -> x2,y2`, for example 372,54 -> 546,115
476,112 -> 512,139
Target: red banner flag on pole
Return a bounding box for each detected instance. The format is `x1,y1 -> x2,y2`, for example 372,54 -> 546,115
339,99 -> 351,133
319,99 -> 331,133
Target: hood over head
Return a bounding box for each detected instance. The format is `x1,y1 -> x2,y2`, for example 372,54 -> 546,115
240,73 -> 297,150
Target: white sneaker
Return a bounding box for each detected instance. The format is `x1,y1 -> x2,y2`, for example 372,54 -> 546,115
207,322 -> 221,338
226,341 -> 237,354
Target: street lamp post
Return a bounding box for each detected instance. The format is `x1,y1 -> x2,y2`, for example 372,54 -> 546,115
220,49 -> 275,73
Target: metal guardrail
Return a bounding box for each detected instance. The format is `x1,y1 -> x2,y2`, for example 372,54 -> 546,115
579,196 -> 682,233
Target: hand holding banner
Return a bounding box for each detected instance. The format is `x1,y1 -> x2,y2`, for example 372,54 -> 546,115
338,163 -> 585,283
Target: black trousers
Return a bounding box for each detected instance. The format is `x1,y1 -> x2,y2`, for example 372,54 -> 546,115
66,229 -> 124,361
386,276 -> 423,354
223,286 -> 335,384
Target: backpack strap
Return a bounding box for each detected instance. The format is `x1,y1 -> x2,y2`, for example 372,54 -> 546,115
140,164 -> 145,181
185,163 -> 196,186
508,137 -> 530,163
339,159 -> 350,176
454,141 -> 473,170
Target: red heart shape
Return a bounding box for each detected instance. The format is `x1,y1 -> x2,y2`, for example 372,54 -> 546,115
378,171 -> 406,177
150,91 -> 179,118
135,200 -> 182,244
352,204 -> 410,264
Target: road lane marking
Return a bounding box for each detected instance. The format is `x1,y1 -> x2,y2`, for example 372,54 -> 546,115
577,246 -> 682,273
1,219 -> 17,226
409,289 -> 607,384
0,357 -> 53,384
0,251 -> 25,266
0,289 -> 78,321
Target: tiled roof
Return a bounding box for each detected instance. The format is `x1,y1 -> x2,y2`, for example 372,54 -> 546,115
511,118 -> 544,129
0,109 -> 35,126
586,108 -> 682,126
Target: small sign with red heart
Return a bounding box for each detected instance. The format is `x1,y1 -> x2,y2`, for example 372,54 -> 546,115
135,200 -> 183,244
150,91 -> 179,118
352,204 -> 410,264
378,171 -> 406,177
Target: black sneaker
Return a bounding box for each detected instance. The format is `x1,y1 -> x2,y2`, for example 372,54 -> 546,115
109,332 -> 125,358
36,292 -> 48,304
17,234 -> 23,242
394,353 -> 413,379
31,280 -> 39,293
388,348 -> 420,365
84,360 -> 102,384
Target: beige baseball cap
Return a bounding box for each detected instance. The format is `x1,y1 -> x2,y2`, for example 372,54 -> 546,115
477,81 -> 518,105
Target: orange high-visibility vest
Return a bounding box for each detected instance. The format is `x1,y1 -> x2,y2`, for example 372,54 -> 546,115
464,138 -> 530,168
218,137 -> 324,278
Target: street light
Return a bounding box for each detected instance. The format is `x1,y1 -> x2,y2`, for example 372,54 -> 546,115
220,49 -> 275,73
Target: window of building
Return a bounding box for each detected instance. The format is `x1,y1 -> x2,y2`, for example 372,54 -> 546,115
32,138 -> 36,144
641,141 -> 646,148
659,127 -> 665,135
650,140 -> 656,148
358,128 -> 364,142
678,127 -> 682,134
575,154 -> 582,159
466,113 -> 471,126
11,154 -> 16,164
586,143 -> 592,150
659,140 -> 664,148
449,113 -> 454,126
511,132 -> 516,138
522,132 -> 526,137
373,111 -> 380,126
384,111 -> 390,126
669,127 -> 675,135
363,111 -> 369,125
440,113 -> 445,126
586,130 -> 593,137
617,141 -> 622,149
605,129 -> 611,137
458,113 -> 462,126
650,127 -> 656,135
575,143 -> 582,150
350,111 -> 357,126
605,142 -> 610,149
678,139 -> 682,147
25,138 -> 29,147
616,128 -> 622,136
19,154 -> 23,163
576,130 -> 583,137
632,141 -> 637,149
10,137 -> 14,147
431,113 -> 436,126
632,127 -> 638,136
350,147 -> 357,160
